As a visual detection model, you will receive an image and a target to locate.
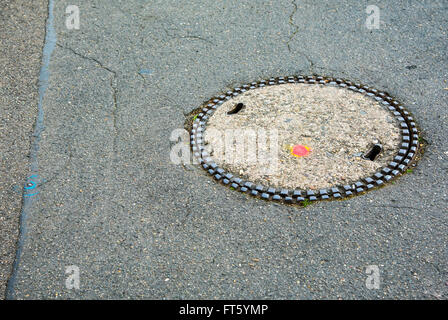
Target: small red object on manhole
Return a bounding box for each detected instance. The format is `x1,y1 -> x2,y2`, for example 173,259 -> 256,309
291,144 -> 310,157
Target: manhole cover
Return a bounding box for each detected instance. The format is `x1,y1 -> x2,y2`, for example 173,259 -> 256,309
189,75 -> 420,204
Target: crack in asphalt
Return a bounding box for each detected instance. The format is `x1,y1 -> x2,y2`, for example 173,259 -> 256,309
118,6 -> 214,46
56,44 -> 120,155
370,205 -> 420,211
286,0 -> 315,74
56,43 -> 116,75
158,22 -> 214,45
286,0 -> 298,52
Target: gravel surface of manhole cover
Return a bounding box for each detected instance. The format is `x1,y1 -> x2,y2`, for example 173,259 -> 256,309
189,76 -> 421,204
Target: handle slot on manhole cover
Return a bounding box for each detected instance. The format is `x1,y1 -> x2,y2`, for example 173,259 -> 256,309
362,143 -> 383,161
227,103 -> 245,115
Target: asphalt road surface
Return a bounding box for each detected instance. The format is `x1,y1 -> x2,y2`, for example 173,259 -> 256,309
3,0 -> 448,299
0,0 -> 47,299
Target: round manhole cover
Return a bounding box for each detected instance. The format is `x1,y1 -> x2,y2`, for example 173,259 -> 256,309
189,76 -> 420,204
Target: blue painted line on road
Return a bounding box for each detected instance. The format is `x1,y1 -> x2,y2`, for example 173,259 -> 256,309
23,192 -> 39,197
24,181 -> 37,190
6,0 -> 57,299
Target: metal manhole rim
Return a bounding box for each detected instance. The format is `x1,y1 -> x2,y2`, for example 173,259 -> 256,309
189,75 -> 421,204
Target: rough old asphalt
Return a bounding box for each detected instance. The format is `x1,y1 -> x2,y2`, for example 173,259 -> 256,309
1,0 -> 448,299
0,0 -> 47,299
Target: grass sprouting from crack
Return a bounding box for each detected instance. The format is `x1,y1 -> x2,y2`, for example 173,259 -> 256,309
302,199 -> 311,208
